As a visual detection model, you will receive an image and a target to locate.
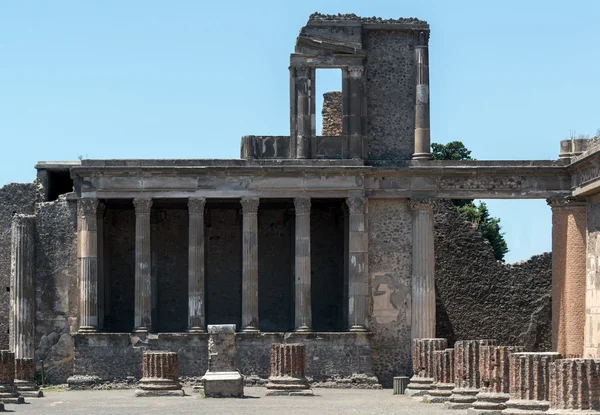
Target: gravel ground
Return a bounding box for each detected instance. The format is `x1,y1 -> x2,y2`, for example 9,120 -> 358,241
4,387 -> 468,415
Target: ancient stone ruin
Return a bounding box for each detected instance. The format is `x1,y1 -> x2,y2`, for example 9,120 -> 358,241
134,351 -> 184,397
265,343 -> 312,396
0,12 -> 599,403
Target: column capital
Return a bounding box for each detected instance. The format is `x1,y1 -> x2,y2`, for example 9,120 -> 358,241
133,198 -> 153,214
188,197 -> 206,214
413,29 -> 430,47
77,198 -> 99,217
348,66 -> 364,77
11,214 -> 35,227
347,196 -> 367,214
294,197 -> 311,215
547,197 -> 586,209
295,66 -> 311,78
241,197 -> 259,214
410,198 -> 436,212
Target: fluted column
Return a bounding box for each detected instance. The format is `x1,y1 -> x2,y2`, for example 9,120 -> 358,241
410,198 -> 436,340
188,198 -> 206,333
548,358 -> 600,414
347,196 -> 368,332
548,198 -> 586,358
295,67 -> 312,159
347,66 -> 364,159
294,197 -> 312,332
134,351 -> 183,397
504,352 -> 562,414
405,338 -> 447,396
241,197 -> 259,333
97,203 -> 105,330
425,348 -> 455,402
266,343 -> 313,396
134,198 -> 152,333
78,199 -> 99,333
412,29 -> 431,160
445,339 -> 497,410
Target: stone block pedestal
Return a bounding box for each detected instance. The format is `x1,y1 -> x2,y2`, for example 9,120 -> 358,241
266,343 -> 313,396
0,351 -> 24,404
134,351 -> 184,397
201,325 -> 244,398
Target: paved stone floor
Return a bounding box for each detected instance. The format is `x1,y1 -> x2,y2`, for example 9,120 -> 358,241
3,387 -> 467,414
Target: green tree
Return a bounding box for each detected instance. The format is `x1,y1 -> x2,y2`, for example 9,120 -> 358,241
431,141 -> 509,261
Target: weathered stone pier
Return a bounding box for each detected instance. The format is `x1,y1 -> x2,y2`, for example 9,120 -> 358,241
265,343 -> 313,396
201,325 -> 244,397
0,350 -> 24,404
405,338 -> 447,396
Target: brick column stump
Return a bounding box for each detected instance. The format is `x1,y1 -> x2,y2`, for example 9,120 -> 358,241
425,348 -> 455,403
445,339 -> 497,410
548,358 -> 600,414
468,345 -> 524,415
201,325 -> 244,397
0,351 -> 24,404
14,358 -> 43,398
265,344 -> 313,396
405,338 -> 447,396
502,352 -> 561,415
134,351 -> 184,397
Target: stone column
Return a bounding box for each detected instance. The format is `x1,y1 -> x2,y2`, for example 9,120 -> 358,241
405,338 -> 447,396
241,197 -> 260,333
295,67 -> 312,159
347,196 -> 368,332
77,199 -> 99,333
412,29 -> 431,160
410,198 -> 436,340
97,203 -> 105,330
0,350 -> 23,404
445,339 -> 497,410
133,198 -> 152,333
294,197 -> 312,332
188,197 -> 206,333
425,348 -> 455,403
469,345 -> 524,414
348,66 -> 364,159
548,198 -> 586,357
134,351 -> 184,397
201,324 -> 244,397
503,352 -> 561,414
266,343 -> 313,396
548,358 -> 600,414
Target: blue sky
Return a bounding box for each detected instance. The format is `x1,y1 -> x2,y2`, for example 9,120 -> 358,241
2,1 -> 599,262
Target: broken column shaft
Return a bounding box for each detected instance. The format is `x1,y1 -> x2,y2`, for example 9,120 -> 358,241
425,348 -> 455,403
548,358 -> 600,414
0,350 -> 24,404
503,352 -> 562,415
405,338 -> 447,396
134,351 -> 184,397
266,343 -> 313,396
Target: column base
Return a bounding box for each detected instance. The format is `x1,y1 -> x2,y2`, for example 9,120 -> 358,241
404,376 -> 434,396
187,327 -> 206,334
424,383 -> 454,403
133,327 -> 149,334
412,152 -> 432,160
295,326 -> 312,333
349,325 -> 367,332
444,388 -> 479,410
467,392 -> 509,414
78,326 -> 97,333
241,326 -> 260,334
502,399 -> 549,414
134,389 -> 185,397
15,380 -> 43,398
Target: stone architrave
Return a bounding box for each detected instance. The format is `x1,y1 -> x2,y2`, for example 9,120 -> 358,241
468,345 -> 524,415
502,352 -> 562,415
0,350 -> 24,404
405,338 -> 447,396
201,325 -> 244,397
445,339 -> 497,410
10,214 -> 43,397
265,343 -> 313,396
133,351 -> 184,397
425,348 -> 455,403
547,358 -> 600,415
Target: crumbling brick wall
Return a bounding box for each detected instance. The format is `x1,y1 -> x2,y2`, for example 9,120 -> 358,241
322,91 -> 342,136
434,200 -> 552,351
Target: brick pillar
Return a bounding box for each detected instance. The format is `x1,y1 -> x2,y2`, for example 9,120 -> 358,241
445,339 -> 497,410
202,324 -> 243,397
548,198 -> 586,358
0,350 -> 23,404
241,197 -> 260,333
133,198 -> 152,333
294,197 -> 312,332
77,199 -> 100,333
134,351 -> 183,397
503,352 -> 562,414
405,338 -> 447,396
347,196 -> 368,332
548,358 -> 600,414
265,344 -> 313,396
188,197 -> 206,333
412,29 -> 431,160
470,345 -> 524,414
425,348 -> 455,403
410,198 -> 436,340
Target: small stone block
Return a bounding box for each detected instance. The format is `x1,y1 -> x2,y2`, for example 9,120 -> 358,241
0,396 -> 25,404
18,390 -> 44,398
202,372 -> 244,398
133,389 -> 185,397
